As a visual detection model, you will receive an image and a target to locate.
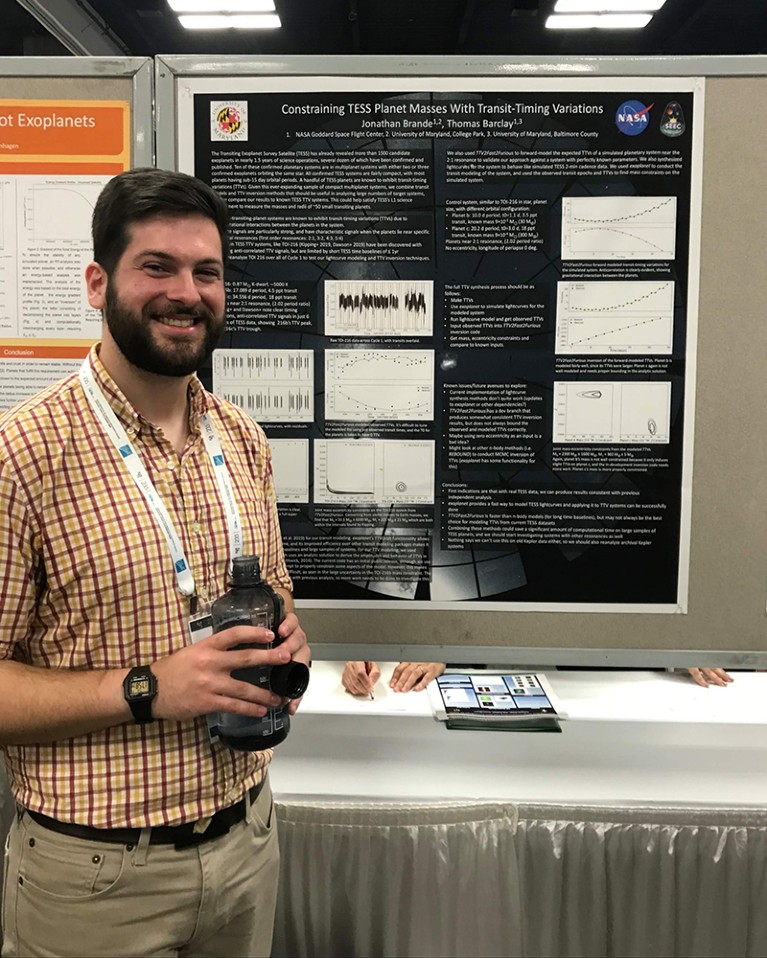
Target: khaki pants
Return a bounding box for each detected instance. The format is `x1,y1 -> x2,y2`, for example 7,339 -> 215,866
1,782 -> 279,958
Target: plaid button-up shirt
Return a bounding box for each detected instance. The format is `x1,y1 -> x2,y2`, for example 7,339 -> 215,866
0,345 -> 292,827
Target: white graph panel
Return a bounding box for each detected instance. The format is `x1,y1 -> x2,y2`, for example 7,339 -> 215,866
561,196 -> 677,261
269,439 -> 309,503
0,180 -> 9,253
314,439 -> 434,504
325,349 -> 434,421
24,182 -> 103,243
324,280 -> 433,337
556,281 -> 675,355
212,349 -> 313,422
0,179 -> 14,331
553,381 -> 671,444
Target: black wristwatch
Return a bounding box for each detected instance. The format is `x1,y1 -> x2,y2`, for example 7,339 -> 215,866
123,666 -> 158,724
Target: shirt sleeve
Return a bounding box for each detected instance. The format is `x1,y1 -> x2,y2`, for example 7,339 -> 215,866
259,439 -> 293,593
0,454 -> 39,660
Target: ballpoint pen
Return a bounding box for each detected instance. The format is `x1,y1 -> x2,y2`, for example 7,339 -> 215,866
365,661 -> 375,700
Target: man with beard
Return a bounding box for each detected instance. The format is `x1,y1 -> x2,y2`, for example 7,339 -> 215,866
0,168 -> 309,958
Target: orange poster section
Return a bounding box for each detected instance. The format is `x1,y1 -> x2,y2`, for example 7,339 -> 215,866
0,99 -> 130,174
1,344 -> 91,360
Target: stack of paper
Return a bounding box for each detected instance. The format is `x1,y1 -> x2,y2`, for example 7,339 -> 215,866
427,673 -> 565,732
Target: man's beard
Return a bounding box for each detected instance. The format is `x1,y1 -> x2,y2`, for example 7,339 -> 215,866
104,284 -> 224,378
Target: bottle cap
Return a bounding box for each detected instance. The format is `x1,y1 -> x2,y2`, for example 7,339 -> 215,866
270,660 -> 311,699
230,555 -> 262,587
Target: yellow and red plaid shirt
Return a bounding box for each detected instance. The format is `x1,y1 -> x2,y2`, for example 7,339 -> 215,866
0,345 -> 292,827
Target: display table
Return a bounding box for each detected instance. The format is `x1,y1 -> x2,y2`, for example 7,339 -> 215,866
270,665 -> 767,958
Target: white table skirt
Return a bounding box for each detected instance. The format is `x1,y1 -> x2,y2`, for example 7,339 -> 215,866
270,667 -> 767,958
273,800 -> 767,958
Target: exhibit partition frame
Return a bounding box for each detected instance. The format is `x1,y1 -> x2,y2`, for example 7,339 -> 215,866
0,57 -> 153,411
155,56 -> 767,666
0,56 -> 153,167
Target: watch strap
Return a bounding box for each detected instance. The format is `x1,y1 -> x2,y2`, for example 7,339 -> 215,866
123,666 -> 157,724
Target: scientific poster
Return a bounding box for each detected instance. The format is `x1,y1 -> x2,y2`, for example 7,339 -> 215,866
179,76 -> 703,610
0,99 -> 130,408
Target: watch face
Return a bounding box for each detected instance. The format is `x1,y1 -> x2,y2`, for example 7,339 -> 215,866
129,676 -> 152,698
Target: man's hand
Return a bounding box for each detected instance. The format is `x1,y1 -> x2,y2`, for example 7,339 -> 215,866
686,667 -> 734,688
153,620 -> 309,721
342,661 -> 381,696
389,662 -> 445,692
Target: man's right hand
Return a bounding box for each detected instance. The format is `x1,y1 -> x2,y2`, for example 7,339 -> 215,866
341,660 -> 381,696
152,625 -> 301,721
0,621 -> 310,746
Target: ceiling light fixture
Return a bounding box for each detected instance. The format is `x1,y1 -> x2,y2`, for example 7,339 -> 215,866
553,0 -> 665,11
178,13 -> 281,28
169,0 -> 276,11
545,13 -> 654,28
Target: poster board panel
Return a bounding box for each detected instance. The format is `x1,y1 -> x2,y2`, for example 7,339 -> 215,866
157,58 -> 767,662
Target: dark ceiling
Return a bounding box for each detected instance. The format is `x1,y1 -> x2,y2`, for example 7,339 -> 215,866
3,0 -> 767,59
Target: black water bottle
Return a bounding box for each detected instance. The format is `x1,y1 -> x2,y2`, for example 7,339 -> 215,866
211,555 -> 309,750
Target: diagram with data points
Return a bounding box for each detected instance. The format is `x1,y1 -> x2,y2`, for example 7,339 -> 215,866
553,381 -> 671,444
561,196 -> 677,260
556,281 -> 675,355
324,279 -> 433,337
314,439 -> 434,504
325,349 -> 434,421
212,349 -> 314,422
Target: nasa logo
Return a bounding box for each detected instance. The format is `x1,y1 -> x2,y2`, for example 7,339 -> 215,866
615,100 -> 653,136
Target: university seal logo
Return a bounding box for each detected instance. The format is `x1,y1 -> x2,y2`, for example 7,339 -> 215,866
210,101 -> 248,141
217,106 -> 241,134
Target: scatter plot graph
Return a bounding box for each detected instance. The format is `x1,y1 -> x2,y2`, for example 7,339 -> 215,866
561,196 -> 677,260
325,349 -> 434,421
618,383 -> 671,442
553,381 -> 671,444
324,280 -> 433,336
212,349 -> 313,422
314,440 -> 434,504
556,281 -> 675,354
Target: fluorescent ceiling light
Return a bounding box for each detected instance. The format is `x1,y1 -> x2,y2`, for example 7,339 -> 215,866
554,0 -> 665,11
546,13 -> 654,28
179,13 -> 281,28
170,0 -> 275,10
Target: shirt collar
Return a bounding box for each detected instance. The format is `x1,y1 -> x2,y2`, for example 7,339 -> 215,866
86,343 -> 209,440
187,373 -> 208,436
